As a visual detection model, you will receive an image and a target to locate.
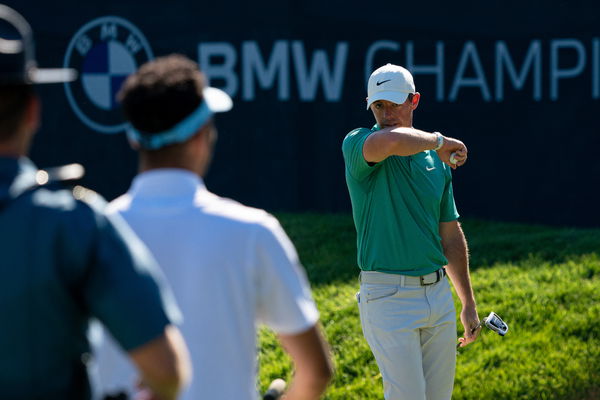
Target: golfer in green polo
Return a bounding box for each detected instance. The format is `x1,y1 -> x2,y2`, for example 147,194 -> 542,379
342,64 -> 480,400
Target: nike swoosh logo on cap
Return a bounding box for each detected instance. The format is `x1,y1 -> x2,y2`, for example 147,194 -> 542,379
376,79 -> 391,86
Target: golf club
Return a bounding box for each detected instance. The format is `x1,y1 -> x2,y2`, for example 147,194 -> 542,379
478,311 -> 509,336
457,311 -> 508,349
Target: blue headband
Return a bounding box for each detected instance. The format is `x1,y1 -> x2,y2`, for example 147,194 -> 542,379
126,101 -> 213,150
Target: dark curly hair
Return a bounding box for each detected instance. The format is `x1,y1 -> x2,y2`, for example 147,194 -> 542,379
118,54 -> 206,134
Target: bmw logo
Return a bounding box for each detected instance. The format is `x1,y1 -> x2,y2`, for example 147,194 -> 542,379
63,16 -> 153,133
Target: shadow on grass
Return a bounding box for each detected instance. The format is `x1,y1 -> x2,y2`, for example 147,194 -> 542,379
275,213 -> 600,287
461,219 -> 600,268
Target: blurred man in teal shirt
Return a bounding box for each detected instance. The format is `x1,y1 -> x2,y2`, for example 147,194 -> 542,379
0,5 -> 190,399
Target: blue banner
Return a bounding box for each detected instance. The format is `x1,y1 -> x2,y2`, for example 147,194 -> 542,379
6,0 -> 600,226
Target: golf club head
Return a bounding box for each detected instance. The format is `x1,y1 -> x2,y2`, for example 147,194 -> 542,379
484,311 -> 508,336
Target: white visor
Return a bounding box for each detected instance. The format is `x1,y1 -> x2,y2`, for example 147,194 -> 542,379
203,86 -> 233,113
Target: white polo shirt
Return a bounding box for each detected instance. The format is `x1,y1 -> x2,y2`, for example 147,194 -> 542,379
91,169 -> 319,400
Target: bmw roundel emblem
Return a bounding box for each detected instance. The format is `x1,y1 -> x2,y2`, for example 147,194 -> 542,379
63,16 -> 153,134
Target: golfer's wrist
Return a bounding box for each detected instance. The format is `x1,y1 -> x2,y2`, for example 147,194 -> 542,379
433,132 -> 444,151
461,298 -> 477,308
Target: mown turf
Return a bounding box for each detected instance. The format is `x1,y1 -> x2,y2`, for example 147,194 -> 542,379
257,214 -> 600,399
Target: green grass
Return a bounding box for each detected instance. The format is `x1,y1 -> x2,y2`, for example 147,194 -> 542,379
257,214 -> 600,399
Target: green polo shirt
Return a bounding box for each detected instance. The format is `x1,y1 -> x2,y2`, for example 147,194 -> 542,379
342,126 -> 459,276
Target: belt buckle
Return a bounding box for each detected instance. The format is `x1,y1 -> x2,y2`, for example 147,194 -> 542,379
420,269 -> 441,286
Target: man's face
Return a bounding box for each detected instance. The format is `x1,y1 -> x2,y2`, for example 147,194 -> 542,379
369,94 -> 419,129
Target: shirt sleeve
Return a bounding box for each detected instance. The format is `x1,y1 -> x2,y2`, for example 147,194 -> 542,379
342,128 -> 380,181
254,215 -> 319,335
80,207 -> 182,351
440,167 -> 460,222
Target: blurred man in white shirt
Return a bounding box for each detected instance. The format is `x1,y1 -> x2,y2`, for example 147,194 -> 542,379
92,54 -> 332,400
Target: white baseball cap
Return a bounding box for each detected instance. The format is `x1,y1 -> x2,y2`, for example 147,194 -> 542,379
366,63 -> 415,110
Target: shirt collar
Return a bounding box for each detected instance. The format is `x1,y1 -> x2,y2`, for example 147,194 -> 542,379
129,168 -> 207,199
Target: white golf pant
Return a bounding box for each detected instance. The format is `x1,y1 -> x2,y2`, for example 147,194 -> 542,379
358,271 -> 457,400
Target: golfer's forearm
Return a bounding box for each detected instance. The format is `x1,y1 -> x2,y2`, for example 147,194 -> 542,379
364,127 -> 438,162
386,127 -> 439,156
446,260 -> 476,307
441,225 -> 476,306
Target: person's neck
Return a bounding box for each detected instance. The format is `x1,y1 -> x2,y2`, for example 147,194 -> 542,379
139,160 -> 204,177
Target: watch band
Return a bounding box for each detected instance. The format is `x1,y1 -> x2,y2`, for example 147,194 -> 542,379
433,132 -> 444,151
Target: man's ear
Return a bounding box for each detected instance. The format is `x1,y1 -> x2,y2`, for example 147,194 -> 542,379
192,122 -> 217,151
411,92 -> 421,109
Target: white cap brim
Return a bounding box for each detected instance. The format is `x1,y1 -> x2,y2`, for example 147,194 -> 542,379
30,68 -> 77,83
366,90 -> 410,110
203,86 -> 233,113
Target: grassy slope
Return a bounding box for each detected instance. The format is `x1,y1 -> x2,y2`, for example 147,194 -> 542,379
257,214 -> 600,399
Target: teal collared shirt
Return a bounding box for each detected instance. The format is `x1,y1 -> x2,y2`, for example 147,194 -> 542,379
342,126 -> 459,276
0,156 -> 180,399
